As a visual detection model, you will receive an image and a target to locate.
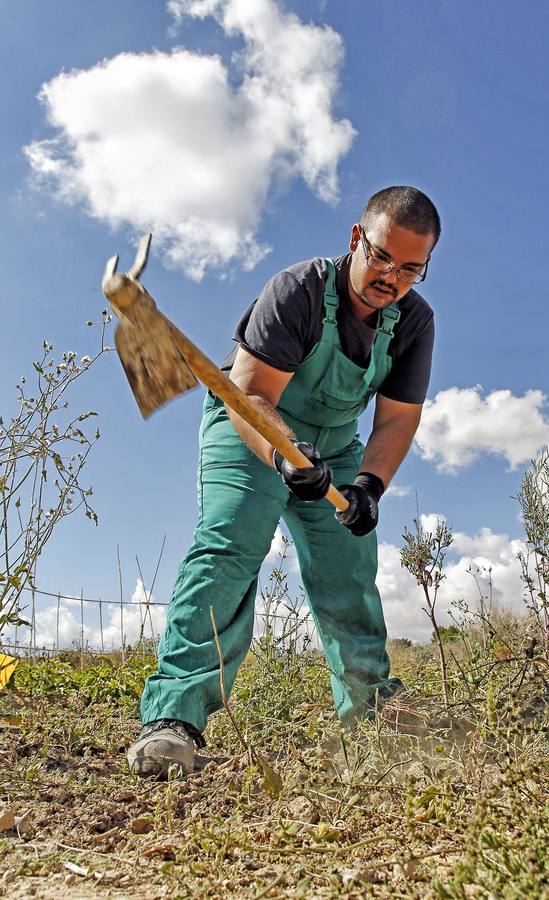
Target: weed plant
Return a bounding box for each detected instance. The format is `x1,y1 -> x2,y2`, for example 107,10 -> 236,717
1,453 -> 548,897
0,319 -> 111,639
3,605 -> 547,898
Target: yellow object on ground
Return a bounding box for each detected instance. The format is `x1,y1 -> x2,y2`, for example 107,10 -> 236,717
0,654 -> 18,690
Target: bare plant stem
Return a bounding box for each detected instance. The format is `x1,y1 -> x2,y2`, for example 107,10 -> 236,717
401,514 -> 453,707
55,593 -> 60,654
117,544 -> 125,664
210,605 -> 255,765
80,589 -> 84,670
99,597 -> 104,654
424,581 -> 449,707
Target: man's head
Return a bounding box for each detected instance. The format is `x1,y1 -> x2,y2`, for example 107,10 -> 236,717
348,186 -> 440,316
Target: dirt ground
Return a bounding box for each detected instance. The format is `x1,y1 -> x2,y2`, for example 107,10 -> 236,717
2,709 -> 258,899
0,705 -> 469,899
2,644 -> 548,898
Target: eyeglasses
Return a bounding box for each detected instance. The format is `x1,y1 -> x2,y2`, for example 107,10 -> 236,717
360,229 -> 429,285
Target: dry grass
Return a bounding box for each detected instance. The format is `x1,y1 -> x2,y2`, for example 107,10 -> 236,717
1,618 -> 547,899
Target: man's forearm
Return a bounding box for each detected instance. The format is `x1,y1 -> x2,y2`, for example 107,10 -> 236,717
359,417 -> 418,488
226,397 -> 295,468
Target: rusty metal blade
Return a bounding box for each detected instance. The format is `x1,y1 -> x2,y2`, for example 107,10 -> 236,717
114,312 -> 198,419
102,236 -> 198,418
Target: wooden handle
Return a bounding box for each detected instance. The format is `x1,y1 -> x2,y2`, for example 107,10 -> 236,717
102,256 -> 350,513
160,313 -> 350,512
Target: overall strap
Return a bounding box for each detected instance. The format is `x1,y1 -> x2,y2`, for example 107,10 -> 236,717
375,302 -> 401,355
322,258 -> 339,325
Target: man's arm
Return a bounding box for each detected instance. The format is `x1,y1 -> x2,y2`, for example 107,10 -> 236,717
228,346 -> 333,501
227,345 -> 295,467
334,394 -> 423,536
360,394 -> 423,488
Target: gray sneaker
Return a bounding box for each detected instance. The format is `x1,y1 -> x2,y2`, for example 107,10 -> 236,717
127,719 -> 195,778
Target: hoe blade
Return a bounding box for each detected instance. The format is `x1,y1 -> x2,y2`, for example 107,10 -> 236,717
101,233 -> 198,418
114,308 -> 199,419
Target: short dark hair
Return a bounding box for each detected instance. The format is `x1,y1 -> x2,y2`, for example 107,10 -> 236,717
360,186 -> 441,245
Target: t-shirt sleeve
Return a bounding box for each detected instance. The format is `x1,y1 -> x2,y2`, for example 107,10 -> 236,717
378,314 -> 435,404
232,271 -> 314,372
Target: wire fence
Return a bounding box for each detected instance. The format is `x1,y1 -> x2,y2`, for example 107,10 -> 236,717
0,581 -> 318,664
0,584 -> 167,663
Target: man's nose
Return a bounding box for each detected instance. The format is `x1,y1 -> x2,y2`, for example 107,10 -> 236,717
380,267 -> 398,284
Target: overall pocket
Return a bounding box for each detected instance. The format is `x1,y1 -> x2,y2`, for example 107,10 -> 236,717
315,346 -> 373,416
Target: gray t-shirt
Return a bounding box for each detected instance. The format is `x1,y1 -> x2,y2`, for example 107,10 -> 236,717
221,253 -> 434,404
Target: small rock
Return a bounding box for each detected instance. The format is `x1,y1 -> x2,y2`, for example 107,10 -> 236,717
286,796 -> 319,824
340,868 -> 359,886
1,868 -> 15,886
0,809 -> 16,833
64,862 -> 88,877
129,817 -> 153,835
14,813 -> 33,836
87,761 -> 109,774
114,790 -> 136,802
256,868 -> 278,879
242,856 -> 261,871
91,817 -> 113,833
141,843 -> 176,861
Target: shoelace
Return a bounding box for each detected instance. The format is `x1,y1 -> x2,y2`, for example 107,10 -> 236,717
142,718 -> 206,748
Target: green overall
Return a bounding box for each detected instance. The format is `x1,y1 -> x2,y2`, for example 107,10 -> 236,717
140,260 -> 403,731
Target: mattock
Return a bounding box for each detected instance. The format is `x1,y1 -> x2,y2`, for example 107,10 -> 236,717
102,233 -> 349,512
103,232 -> 152,291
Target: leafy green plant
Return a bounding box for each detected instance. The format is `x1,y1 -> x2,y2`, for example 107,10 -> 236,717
12,653 -> 155,705
432,625 -> 461,643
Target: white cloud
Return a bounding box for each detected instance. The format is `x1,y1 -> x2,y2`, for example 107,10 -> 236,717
419,512 -> 446,534
11,520 -> 531,652
95,579 -> 167,649
452,525 -> 519,558
264,523 -> 299,572
25,0 -> 354,280
256,523 -> 311,644
385,484 -> 411,498
379,519 -> 529,642
415,387 -> 549,472
58,594 -> 85,607
377,542 -> 431,642
259,515 -> 531,644
446,526 -> 527,617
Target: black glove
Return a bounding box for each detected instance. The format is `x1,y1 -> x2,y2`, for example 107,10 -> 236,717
273,441 -> 332,501
335,472 -> 385,536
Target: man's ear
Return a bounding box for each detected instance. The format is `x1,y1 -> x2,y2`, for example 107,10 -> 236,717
349,223 -> 361,252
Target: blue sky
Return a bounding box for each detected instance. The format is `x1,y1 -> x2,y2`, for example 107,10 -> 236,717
1,0 -> 547,645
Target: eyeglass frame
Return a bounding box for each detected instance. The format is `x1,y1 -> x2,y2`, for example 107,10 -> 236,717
359,227 -> 430,285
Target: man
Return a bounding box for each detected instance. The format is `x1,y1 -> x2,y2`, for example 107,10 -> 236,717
128,185 -> 439,778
